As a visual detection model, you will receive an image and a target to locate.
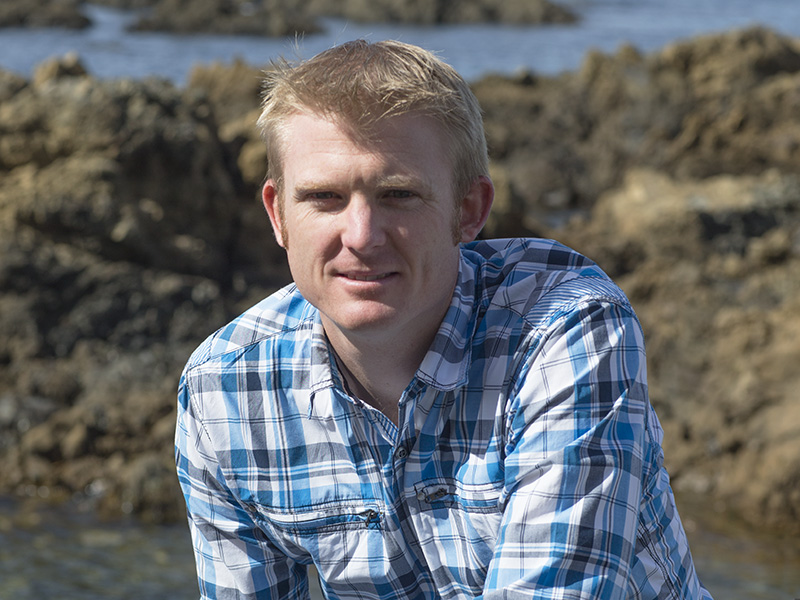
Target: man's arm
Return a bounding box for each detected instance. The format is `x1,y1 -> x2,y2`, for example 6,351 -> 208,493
175,377 -> 309,600
483,299 -> 707,599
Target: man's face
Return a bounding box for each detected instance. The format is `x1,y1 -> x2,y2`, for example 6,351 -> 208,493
262,111 -> 489,344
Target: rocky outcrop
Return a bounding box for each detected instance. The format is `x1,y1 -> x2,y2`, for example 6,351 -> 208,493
185,59 -> 267,187
4,0 -> 576,34
0,0 -> 89,29
130,0 -> 575,35
0,55 -> 287,522
1,27 -> 799,534
305,0 -> 576,25
130,0 -> 322,37
475,26 -> 800,230
559,169 -> 800,533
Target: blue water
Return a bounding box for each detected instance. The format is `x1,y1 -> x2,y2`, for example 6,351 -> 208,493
1,0 -> 800,84
1,495 -> 799,600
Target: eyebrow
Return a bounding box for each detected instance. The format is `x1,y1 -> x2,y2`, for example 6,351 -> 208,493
291,174 -> 435,200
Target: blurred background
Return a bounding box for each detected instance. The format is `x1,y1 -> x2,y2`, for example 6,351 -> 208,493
1,0 -> 800,598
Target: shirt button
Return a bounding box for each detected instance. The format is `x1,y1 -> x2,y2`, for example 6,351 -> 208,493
395,446 -> 408,459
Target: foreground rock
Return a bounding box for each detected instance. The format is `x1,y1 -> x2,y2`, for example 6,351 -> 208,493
1,27 -> 800,535
560,169 -> 800,533
0,56 -> 287,522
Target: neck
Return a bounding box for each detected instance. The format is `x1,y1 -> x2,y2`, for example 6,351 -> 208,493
325,323 -> 438,425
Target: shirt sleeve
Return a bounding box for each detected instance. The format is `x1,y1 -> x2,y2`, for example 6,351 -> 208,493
175,375 -> 310,600
483,298 -> 656,599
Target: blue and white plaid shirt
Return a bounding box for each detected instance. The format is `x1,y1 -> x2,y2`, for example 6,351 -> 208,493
176,238 -> 711,600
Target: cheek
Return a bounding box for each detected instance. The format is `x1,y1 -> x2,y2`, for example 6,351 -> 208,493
284,224 -> 334,276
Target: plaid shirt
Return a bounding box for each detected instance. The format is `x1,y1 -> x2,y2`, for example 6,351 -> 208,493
176,238 -> 711,600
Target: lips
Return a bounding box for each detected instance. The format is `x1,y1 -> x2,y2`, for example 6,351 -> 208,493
347,273 -> 393,281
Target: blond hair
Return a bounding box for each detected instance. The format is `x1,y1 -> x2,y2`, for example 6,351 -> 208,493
257,39 -> 488,200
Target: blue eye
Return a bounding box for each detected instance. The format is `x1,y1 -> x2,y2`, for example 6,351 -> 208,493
308,191 -> 338,200
386,190 -> 415,199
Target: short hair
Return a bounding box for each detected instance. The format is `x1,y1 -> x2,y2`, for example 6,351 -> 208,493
257,39 -> 488,200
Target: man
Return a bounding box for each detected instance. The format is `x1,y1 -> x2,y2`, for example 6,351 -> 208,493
176,40 -> 712,599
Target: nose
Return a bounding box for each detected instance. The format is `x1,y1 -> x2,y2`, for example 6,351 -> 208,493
340,198 -> 386,252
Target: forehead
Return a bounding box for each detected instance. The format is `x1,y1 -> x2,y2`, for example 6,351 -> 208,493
278,111 -> 454,185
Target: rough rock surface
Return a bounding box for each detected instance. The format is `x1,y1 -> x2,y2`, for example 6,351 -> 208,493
0,0 -> 90,29
560,169 -> 800,532
1,27 -> 799,535
6,0 -> 576,34
130,0 -> 322,36
305,0 -> 576,25
0,56 -> 287,522
475,26 -> 800,230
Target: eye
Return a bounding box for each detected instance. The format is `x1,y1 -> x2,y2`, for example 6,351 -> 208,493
384,189 -> 416,200
307,191 -> 338,201
304,191 -> 344,206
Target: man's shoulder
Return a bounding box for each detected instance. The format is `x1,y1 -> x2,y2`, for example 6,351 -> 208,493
462,237 -> 632,324
182,282 -> 316,374
463,237 -> 596,273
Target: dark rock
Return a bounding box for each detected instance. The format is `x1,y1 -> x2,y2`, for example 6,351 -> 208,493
130,0 -> 322,36
475,27 -> 800,219
307,0 -> 576,25
0,0 -> 90,29
126,0 -> 575,36
89,0 -> 158,7
0,56 -> 288,522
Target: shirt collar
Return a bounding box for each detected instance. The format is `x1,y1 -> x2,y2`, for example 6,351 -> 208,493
306,249 -> 480,394
415,249 -> 479,391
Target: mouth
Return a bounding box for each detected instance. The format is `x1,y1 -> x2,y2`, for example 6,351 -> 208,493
346,273 -> 393,282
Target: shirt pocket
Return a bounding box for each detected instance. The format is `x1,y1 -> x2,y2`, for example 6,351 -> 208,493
252,501 -> 405,593
411,480 -> 503,591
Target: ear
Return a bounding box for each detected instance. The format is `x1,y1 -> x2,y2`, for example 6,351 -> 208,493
262,179 -> 286,248
459,175 -> 494,243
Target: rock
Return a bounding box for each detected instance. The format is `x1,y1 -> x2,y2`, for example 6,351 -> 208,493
474,26 -> 800,219
89,0 -> 158,7
186,59 -> 267,186
32,52 -> 89,87
126,0 -> 575,35
131,0 -> 322,36
307,0 -> 576,25
0,0 -> 90,29
0,59 -> 288,522
0,70 -> 28,102
60,423 -> 91,461
559,168 -> 800,533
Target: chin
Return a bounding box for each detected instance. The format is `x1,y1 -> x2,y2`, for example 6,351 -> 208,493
326,305 -> 400,332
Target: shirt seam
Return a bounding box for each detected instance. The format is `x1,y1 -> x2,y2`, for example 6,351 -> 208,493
184,312 -> 319,378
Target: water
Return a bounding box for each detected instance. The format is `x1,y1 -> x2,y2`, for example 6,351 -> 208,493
1,495 -> 799,599
1,0 -> 800,84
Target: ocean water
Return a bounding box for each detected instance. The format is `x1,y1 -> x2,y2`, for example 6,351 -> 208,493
1,0 -> 800,84
1,494 -> 800,599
